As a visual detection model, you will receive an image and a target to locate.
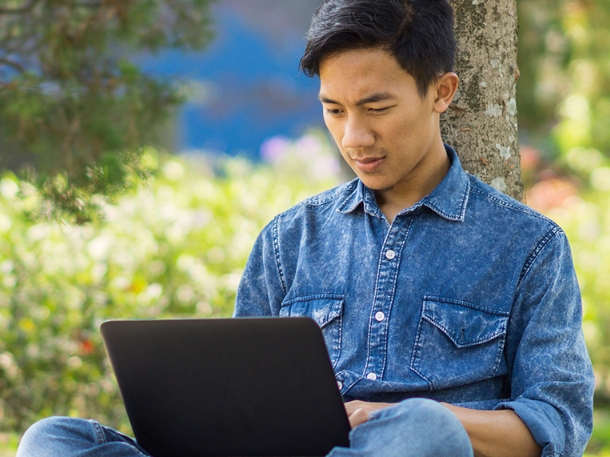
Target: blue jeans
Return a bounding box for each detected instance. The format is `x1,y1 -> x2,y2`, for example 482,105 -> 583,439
17,398 -> 473,457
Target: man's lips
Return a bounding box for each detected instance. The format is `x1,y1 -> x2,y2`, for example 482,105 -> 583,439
352,156 -> 385,172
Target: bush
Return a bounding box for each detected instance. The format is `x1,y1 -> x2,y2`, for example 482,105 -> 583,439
4,131 -> 610,451
0,133 -> 340,434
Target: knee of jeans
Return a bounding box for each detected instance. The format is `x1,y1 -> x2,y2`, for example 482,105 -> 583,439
349,399 -> 473,457
379,399 -> 472,453
374,398 -> 468,439
376,398 -> 450,421
26,417 -> 80,436
18,417 -> 89,454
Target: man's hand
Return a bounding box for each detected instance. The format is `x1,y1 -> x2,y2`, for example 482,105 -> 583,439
344,400 -> 395,428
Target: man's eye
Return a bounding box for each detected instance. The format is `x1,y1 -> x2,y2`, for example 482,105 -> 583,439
369,107 -> 389,113
326,108 -> 343,115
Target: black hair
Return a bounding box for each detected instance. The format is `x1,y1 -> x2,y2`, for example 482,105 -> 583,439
300,0 -> 456,97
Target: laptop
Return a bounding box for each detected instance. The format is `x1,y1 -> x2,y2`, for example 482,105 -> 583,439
100,317 -> 351,457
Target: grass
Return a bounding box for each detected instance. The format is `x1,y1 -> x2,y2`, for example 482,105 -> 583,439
585,409 -> 610,456
0,433 -> 19,457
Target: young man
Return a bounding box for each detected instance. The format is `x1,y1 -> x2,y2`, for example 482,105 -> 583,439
235,0 -> 594,456
17,1 -> 594,456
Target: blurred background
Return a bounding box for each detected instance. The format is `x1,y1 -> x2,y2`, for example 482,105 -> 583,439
1,0 -> 610,455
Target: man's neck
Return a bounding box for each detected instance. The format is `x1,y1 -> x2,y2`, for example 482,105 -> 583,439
376,145 -> 451,224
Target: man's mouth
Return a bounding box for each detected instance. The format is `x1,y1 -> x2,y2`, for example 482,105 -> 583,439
353,156 -> 385,172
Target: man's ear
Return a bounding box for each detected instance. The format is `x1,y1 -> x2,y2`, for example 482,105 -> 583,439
433,72 -> 459,114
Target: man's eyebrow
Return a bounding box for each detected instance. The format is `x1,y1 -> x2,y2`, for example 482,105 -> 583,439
318,92 -> 395,106
318,94 -> 339,104
355,92 -> 395,106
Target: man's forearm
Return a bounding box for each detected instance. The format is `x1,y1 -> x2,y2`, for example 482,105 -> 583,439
442,403 -> 541,457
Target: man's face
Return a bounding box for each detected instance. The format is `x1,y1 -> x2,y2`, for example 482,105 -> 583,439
319,48 -> 447,199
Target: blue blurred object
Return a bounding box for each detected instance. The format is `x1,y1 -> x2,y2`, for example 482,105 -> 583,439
136,0 -> 324,159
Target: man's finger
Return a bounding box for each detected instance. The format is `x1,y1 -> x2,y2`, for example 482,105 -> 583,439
344,400 -> 366,416
348,407 -> 370,429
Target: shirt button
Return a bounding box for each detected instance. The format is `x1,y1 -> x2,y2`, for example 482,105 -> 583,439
375,311 -> 385,322
385,249 -> 396,260
337,381 -> 343,390
366,372 -> 377,381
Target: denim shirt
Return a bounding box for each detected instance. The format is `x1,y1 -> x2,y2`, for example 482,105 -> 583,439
235,145 -> 594,457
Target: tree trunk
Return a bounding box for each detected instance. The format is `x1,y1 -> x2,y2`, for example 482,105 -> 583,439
443,0 -> 523,202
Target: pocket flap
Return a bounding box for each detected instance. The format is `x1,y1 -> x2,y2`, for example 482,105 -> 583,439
421,297 -> 508,348
279,294 -> 343,329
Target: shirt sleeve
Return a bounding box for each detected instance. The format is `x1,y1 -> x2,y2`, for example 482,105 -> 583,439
495,227 -> 594,457
234,216 -> 285,317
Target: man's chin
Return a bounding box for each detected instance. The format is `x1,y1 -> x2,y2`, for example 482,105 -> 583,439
364,182 -> 395,195
351,170 -> 398,195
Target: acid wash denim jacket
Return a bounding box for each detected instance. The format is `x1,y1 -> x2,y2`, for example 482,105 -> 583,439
234,145 -> 594,457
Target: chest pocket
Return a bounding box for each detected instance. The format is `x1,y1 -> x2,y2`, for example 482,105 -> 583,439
411,296 -> 509,390
279,294 -> 344,368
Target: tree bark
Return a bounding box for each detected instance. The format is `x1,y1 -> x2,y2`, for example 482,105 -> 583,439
443,0 -> 523,202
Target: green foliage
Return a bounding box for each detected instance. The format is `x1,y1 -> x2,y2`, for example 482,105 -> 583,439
0,0 -> 215,223
517,0 -> 610,170
586,410 -> 610,456
0,133 -> 340,435
1,131 -> 610,452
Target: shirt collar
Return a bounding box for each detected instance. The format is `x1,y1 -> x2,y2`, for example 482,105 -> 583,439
337,144 -> 470,222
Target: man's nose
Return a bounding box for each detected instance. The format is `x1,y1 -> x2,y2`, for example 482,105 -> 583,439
341,118 -> 375,149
